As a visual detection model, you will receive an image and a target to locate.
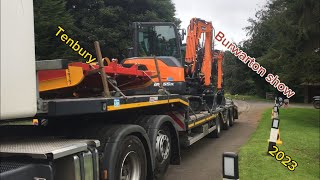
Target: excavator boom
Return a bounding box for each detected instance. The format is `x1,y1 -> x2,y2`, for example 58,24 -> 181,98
214,51 -> 224,90
185,18 -> 213,87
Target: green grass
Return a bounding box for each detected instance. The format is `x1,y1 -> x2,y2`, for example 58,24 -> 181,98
225,93 -> 272,102
239,108 -> 320,180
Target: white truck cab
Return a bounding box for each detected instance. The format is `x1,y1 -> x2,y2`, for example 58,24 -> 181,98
0,0 -> 37,120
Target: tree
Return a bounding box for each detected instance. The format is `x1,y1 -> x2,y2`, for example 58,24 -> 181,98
223,50 -> 258,95
34,0 -> 76,60
65,0 -> 180,60
226,0 -> 320,101
34,0 -> 180,61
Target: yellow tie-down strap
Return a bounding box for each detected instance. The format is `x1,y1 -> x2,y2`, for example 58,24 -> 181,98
188,114 -> 218,128
107,98 -> 189,111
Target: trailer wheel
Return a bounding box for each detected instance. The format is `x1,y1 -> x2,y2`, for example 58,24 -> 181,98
229,110 -> 234,127
210,116 -> 221,138
222,112 -> 230,130
115,135 -> 147,180
313,100 -> 320,109
154,125 -> 171,179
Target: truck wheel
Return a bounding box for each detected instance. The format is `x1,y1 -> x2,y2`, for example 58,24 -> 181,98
210,117 -> 221,138
115,135 -> 147,180
154,125 -> 171,179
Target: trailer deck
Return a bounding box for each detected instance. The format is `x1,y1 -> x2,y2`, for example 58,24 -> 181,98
38,94 -> 189,116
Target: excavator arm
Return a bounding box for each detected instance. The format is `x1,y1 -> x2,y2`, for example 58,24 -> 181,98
185,18 -> 213,87
213,51 -> 224,90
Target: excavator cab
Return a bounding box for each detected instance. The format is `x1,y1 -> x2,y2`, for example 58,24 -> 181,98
131,22 -> 183,63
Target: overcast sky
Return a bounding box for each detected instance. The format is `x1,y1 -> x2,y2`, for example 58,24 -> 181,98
172,0 -> 268,50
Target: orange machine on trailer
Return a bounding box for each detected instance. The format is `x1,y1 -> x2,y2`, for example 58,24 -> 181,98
38,18 -> 224,102
126,18 -> 222,93
37,17 -> 225,110
185,18 -> 213,87
123,18 -> 225,109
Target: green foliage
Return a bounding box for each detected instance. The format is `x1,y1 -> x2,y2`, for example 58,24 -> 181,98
34,0 -> 76,60
224,0 -> 320,101
34,0 -> 180,61
34,0 -> 181,60
223,51 -> 255,95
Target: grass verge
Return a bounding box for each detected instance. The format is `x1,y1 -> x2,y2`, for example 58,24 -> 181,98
239,108 -> 320,180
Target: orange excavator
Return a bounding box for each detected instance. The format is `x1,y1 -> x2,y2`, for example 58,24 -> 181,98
124,18 -> 223,92
123,18 -> 225,108
38,18 -> 225,109
185,18 -> 213,87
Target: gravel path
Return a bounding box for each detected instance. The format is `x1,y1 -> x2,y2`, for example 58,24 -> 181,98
164,101 -> 272,180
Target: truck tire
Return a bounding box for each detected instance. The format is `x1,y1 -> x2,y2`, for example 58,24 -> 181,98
115,135 -> 147,180
133,115 -> 180,178
210,116 -> 221,138
154,125 -> 171,179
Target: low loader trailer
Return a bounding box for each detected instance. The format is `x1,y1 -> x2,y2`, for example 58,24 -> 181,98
1,83 -> 238,180
0,1 -> 238,180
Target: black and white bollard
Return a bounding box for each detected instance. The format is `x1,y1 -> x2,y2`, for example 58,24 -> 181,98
268,118 -> 280,152
223,152 -> 239,180
273,105 -> 279,117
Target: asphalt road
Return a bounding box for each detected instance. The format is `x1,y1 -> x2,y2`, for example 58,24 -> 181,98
164,101 -> 272,180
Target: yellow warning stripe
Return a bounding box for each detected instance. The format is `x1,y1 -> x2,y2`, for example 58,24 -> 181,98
107,98 -> 189,111
188,114 -> 218,128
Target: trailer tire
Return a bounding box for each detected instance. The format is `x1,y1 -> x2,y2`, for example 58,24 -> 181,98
222,112 -> 230,130
229,109 -> 234,127
210,116 -> 221,138
115,135 -> 147,180
313,100 -> 320,109
154,125 -> 171,179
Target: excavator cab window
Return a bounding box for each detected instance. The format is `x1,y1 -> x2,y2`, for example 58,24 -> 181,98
138,25 -> 177,57
132,22 -> 182,63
